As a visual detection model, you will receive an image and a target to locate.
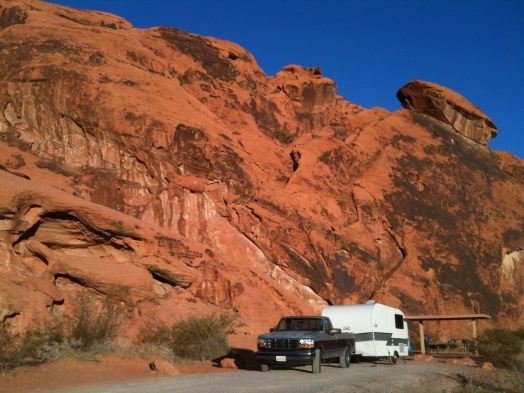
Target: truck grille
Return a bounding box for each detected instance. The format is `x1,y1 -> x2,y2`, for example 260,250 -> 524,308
266,339 -> 300,350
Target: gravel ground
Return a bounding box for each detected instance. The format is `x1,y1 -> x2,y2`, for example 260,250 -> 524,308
42,358 -> 522,393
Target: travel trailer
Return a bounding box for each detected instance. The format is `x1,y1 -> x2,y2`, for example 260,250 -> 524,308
322,300 -> 409,364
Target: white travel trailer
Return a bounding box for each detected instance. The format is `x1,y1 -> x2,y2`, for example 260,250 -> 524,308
322,300 -> 409,364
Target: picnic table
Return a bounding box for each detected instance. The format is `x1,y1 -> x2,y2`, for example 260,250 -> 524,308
428,341 -> 468,354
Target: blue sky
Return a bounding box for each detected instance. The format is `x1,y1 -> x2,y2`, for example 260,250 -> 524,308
48,0 -> 524,159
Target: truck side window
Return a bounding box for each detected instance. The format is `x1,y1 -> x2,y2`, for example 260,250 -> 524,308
277,320 -> 291,331
394,314 -> 404,329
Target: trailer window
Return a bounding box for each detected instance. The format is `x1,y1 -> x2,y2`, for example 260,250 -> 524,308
395,314 -> 404,329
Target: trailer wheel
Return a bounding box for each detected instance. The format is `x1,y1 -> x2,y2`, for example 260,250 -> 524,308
312,348 -> 322,374
261,364 -> 270,372
387,351 -> 399,365
339,345 -> 351,368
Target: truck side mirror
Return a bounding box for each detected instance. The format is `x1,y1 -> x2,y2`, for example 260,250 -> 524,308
330,328 -> 341,334
270,328 -> 275,332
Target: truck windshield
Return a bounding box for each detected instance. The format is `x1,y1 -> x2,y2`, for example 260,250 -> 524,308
276,318 -> 323,331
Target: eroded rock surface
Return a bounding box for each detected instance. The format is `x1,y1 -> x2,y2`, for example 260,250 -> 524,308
0,0 -> 522,340
397,80 -> 498,144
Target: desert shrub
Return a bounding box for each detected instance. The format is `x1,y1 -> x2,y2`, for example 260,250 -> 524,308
0,321 -> 22,372
137,321 -> 172,345
138,311 -> 243,362
0,295 -> 126,372
514,327 -> 524,340
127,342 -> 175,361
20,322 -> 67,361
274,129 -> 297,146
477,328 -> 523,371
0,320 -> 69,371
69,294 -> 125,349
171,312 -> 235,361
136,322 -> 176,360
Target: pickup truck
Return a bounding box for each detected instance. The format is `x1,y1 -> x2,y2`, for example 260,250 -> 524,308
256,316 -> 356,373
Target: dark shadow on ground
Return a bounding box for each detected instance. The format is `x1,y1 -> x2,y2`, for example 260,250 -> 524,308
212,348 -> 260,371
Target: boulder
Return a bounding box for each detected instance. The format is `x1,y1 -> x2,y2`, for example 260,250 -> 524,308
397,80 -> 497,144
445,357 -> 477,366
413,354 -> 434,362
220,358 -> 238,369
149,359 -> 181,376
478,361 -> 494,369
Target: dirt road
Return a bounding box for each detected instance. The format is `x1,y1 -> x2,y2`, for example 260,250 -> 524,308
36,359 -> 508,393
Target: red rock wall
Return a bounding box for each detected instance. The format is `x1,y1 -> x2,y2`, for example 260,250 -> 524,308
0,0 -> 522,340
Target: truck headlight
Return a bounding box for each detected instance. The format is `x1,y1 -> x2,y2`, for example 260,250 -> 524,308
299,338 -> 314,348
257,338 -> 267,349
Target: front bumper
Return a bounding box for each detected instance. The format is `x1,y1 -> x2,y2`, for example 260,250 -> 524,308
256,349 -> 316,366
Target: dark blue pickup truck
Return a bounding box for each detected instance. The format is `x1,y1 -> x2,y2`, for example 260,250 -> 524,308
256,316 -> 356,373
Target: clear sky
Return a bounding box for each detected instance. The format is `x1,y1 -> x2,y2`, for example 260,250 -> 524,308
47,0 -> 524,159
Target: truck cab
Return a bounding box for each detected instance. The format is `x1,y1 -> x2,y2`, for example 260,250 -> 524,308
256,316 -> 355,373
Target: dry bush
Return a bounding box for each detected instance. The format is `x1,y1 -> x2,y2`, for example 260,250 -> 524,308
477,328 -> 523,371
171,311 -> 242,361
2,297 -> 241,372
138,321 -> 172,345
69,294 -> 125,349
273,129 -> 297,146
138,311 -> 243,361
0,319 -> 68,371
136,322 -> 176,360
126,342 -> 175,361
0,321 -> 22,372
0,294 -> 125,372
20,322 -> 68,361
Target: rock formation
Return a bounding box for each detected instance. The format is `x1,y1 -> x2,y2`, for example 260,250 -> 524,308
0,0 -> 523,342
397,80 -> 497,144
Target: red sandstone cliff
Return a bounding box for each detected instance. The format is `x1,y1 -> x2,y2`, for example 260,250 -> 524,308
0,0 -> 522,341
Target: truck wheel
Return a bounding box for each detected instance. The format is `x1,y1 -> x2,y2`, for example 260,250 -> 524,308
387,351 -> 399,365
312,348 -> 322,374
339,345 -> 351,368
261,364 -> 270,372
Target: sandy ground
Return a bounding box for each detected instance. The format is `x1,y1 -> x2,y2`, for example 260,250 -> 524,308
1,338 -> 522,393
0,355 -> 241,393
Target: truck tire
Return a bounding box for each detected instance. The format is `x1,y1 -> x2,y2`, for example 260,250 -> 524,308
261,364 -> 270,372
312,348 -> 322,374
339,345 -> 351,368
387,351 -> 399,365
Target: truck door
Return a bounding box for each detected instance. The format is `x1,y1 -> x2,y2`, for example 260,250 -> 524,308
323,319 -> 339,356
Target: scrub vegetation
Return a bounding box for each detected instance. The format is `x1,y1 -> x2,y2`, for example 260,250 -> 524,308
0,295 -> 125,372
477,327 -> 524,371
273,129 -> 297,146
138,311 -> 243,361
0,297 -> 242,372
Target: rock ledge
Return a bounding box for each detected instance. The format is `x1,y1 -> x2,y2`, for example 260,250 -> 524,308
397,80 -> 497,144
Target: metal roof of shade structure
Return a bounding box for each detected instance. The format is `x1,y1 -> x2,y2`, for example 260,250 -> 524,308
405,314 -> 491,355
